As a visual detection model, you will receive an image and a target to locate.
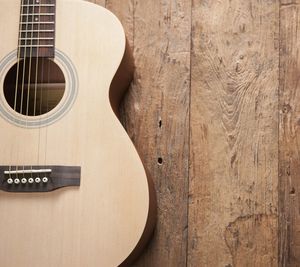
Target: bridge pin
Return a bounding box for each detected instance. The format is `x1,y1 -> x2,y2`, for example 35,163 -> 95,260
7,178 -> 13,185
14,178 -> 20,184
35,177 -> 41,183
42,177 -> 48,183
21,178 -> 27,184
28,178 -> 34,184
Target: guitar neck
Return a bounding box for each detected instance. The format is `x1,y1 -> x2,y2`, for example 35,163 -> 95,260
19,0 -> 56,58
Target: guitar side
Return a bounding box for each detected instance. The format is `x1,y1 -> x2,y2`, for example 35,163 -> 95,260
110,34 -> 157,267
0,1 -> 156,266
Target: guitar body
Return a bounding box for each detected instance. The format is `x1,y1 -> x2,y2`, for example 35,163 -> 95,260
0,1 -> 155,266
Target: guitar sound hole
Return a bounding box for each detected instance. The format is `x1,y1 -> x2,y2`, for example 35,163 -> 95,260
3,58 -> 65,116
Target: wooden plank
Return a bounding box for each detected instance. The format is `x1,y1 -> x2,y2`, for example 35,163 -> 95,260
279,0 -> 300,265
106,0 -> 191,266
189,1 -> 279,266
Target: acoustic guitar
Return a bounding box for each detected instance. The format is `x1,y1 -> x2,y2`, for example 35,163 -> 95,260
0,0 -> 156,266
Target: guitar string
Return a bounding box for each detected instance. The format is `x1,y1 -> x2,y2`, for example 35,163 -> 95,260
34,0 -> 41,176
25,0 -> 36,120
9,0 -> 25,181
38,0 -> 48,168
19,4 -> 30,121
37,43 -> 46,168
9,0 -> 52,182
37,59 -> 47,179
43,0 -> 54,177
23,0 -> 36,180
11,0 -> 30,182
32,0 -> 54,181
19,0 -> 32,181
43,56 -> 50,171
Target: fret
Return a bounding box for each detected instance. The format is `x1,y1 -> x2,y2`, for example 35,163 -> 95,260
21,13 -> 55,16
21,4 -> 55,7
20,37 -> 54,40
20,22 -> 55,24
22,0 -> 55,2
20,29 -> 54,32
19,45 -> 54,48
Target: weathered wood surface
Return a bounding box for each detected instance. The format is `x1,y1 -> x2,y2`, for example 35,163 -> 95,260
106,1 -> 191,266
279,0 -> 300,266
86,0 -> 300,266
189,1 -> 279,266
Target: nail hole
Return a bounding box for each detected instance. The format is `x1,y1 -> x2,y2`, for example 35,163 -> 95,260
159,119 -> 162,128
157,157 -> 163,165
290,187 -> 296,195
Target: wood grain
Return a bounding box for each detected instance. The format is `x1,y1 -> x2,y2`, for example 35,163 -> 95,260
189,1 -> 279,266
87,0 -> 300,266
279,0 -> 300,265
105,0 -> 191,266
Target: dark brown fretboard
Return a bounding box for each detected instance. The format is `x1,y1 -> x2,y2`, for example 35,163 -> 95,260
19,0 -> 56,58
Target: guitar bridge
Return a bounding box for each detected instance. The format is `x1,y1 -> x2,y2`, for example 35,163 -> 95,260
0,166 -> 81,192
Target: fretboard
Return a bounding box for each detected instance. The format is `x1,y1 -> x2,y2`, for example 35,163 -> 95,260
19,0 -> 56,58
